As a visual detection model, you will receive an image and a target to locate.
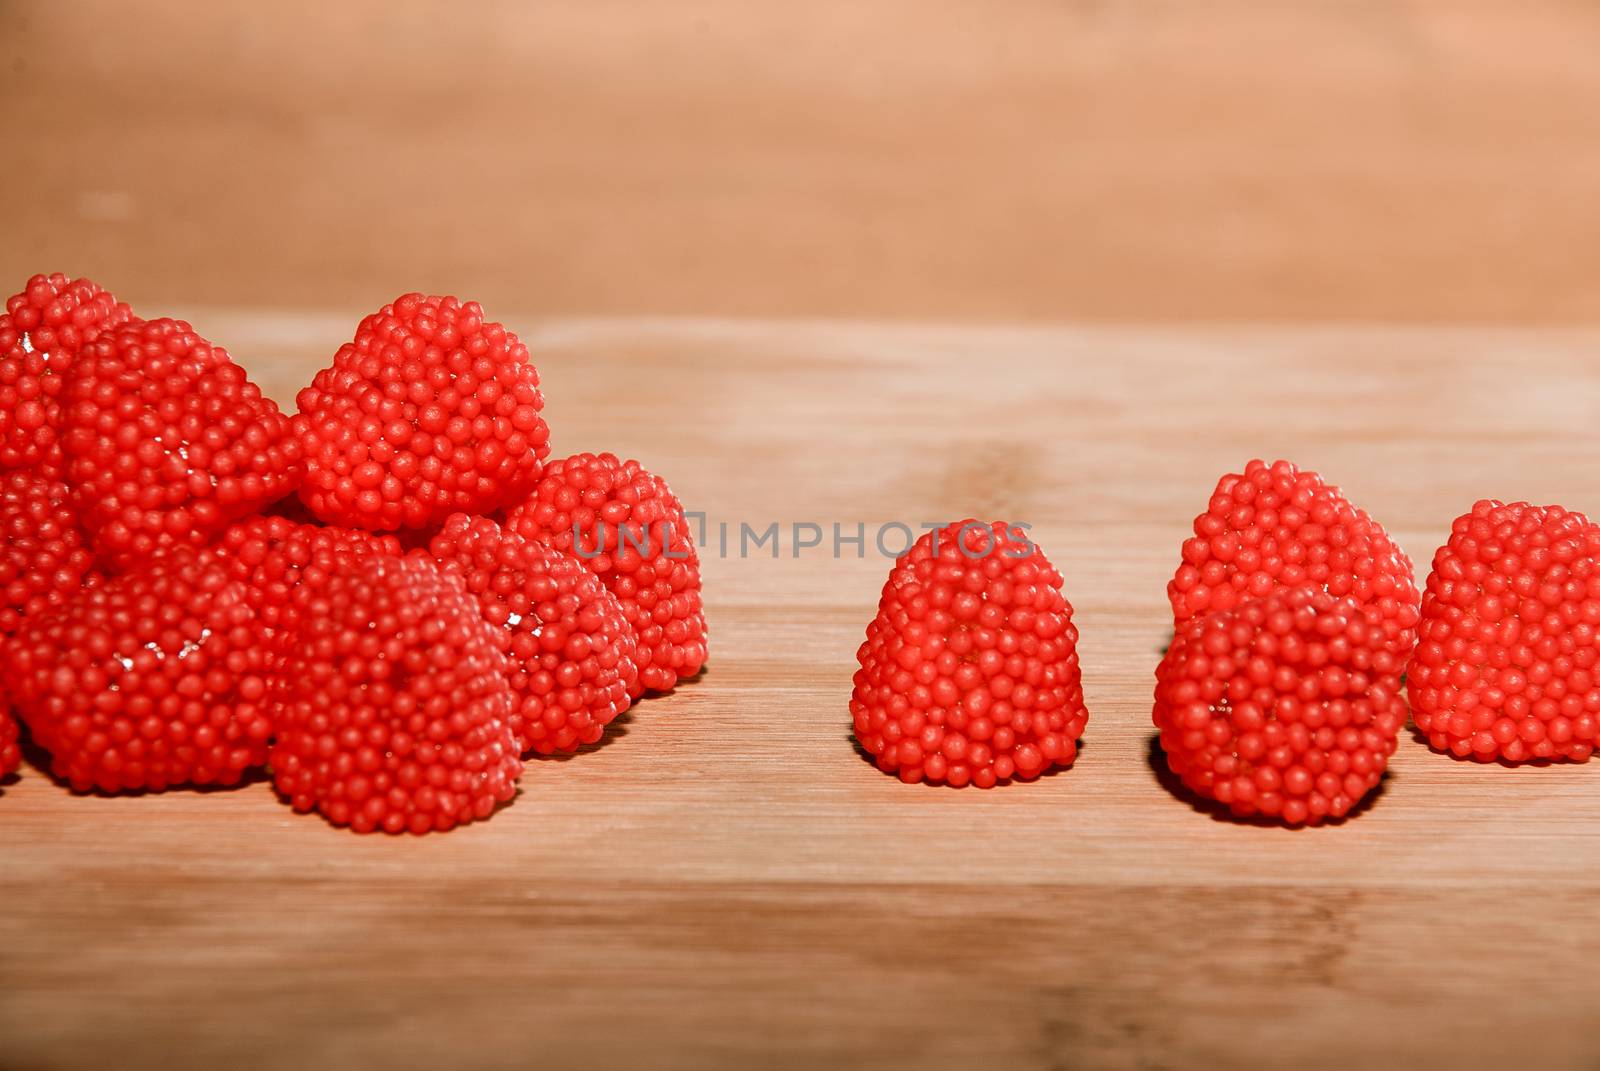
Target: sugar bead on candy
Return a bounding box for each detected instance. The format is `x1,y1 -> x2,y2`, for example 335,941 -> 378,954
1408,500 -> 1600,763
426,514 -> 640,755
850,520 -> 1088,788
505,452 -> 707,693
292,293 -> 551,531
269,554 -> 522,834
1153,586 -> 1407,824
1170,459 -> 1420,656
0,274 -> 135,477
60,318 -> 302,569
4,551 -> 274,793
0,466 -> 97,637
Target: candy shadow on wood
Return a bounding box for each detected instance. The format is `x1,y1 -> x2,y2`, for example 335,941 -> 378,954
1145,732 -> 1389,829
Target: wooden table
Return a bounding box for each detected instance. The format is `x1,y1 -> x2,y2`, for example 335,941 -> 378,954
2,315 -> 1598,1069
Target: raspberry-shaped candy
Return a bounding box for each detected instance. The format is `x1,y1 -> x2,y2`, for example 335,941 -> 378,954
6,274 -> 134,362
269,554 -> 522,834
1,467 -> 97,637
506,453 -> 707,692
1408,500 -> 1600,763
1,680 -> 19,779
61,318 -> 301,568
206,515 -> 401,659
4,552 -> 273,792
293,293 -> 551,531
850,520 -> 1088,788
0,274 -> 135,476
427,514 -> 640,755
1170,459 -> 1420,656
1154,586 -> 1407,824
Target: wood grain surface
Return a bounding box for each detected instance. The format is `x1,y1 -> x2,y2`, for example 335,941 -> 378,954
4,0 -> 1600,323
2,313 -> 1598,1070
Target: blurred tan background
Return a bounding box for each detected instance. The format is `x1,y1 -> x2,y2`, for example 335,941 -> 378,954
2,0 -> 1598,323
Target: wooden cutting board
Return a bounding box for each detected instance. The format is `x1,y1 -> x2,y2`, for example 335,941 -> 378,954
2,315 -> 1598,1070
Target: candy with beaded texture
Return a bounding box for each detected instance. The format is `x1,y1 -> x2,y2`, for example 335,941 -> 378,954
851,520 -> 1088,788
4,551 -> 274,792
1408,500 -> 1600,763
505,452 -> 706,693
426,513 -> 640,755
1170,459 -> 1420,657
1154,585 -> 1407,824
0,466 -> 98,637
293,293 -> 551,531
61,318 -> 301,568
203,514 -> 402,664
0,274 -> 135,477
269,554 -> 522,834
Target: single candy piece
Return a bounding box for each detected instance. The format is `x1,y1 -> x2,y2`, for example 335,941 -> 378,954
269,554 -> 522,834
1169,459 -> 1420,656
0,678 -> 19,779
1408,500 -> 1600,763
293,293 -> 551,531
505,452 -> 707,692
850,520 -> 1088,788
1154,586 -> 1407,824
0,274 -> 135,477
426,513 -> 640,755
4,552 -> 273,792
205,514 -> 402,662
61,318 -> 301,569
0,467 -> 98,637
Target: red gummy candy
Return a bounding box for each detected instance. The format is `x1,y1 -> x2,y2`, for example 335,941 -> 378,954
505,452 -> 707,693
5,551 -> 274,792
61,318 -> 301,568
293,293 -> 551,531
1154,586 -> 1407,825
851,520 -> 1088,788
1408,500 -> 1600,763
426,514 -> 640,755
269,554 -> 522,834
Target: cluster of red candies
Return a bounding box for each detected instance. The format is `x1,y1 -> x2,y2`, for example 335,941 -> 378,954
852,459 -> 1599,824
0,274 -> 706,834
